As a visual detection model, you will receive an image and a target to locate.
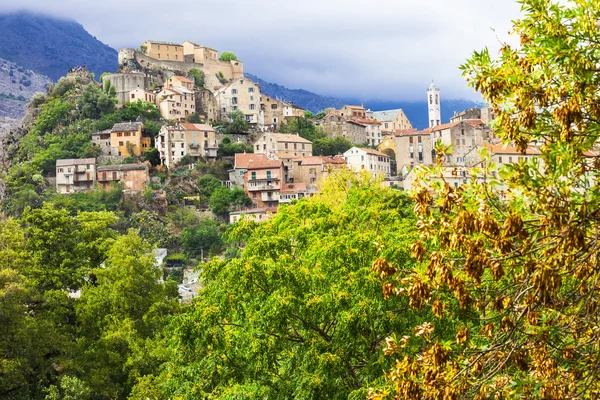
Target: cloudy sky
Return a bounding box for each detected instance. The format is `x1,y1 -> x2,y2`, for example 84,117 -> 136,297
0,0 -> 522,102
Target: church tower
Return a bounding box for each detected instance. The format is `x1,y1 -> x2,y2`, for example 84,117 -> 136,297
428,81 -> 441,128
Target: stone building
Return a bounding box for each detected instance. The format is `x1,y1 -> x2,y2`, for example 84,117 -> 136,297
372,109 -> 413,134
55,158 -> 97,194
214,77 -> 261,128
156,87 -> 196,121
340,105 -> 366,119
318,112 -> 367,144
287,155 -> 347,185
378,129 -> 433,177
254,132 -> 312,158
260,94 -> 289,131
429,119 -> 493,165
197,90 -> 219,122
180,123 -> 218,161
97,163 -> 150,192
104,73 -> 146,106
110,122 -> 150,157
141,40 -> 184,61
128,88 -> 156,104
229,153 -> 270,189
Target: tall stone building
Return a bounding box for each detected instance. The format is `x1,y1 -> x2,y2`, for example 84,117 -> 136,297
427,81 -> 441,128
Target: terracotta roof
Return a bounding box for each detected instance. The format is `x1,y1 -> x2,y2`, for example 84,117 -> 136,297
353,118 -> 381,125
234,153 -> 269,169
56,158 -> 96,167
146,40 -> 182,46
296,156 -> 324,165
281,182 -> 307,193
344,105 -> 365,110
430,121 -> 459,131
346,147 -> 390,158
485,144 -> 541,155
322,156 -> 347,165
464,119 -> 485,128
180,123 -> 214,132
396,128 -> 430,136
172,76 -> 193,84
247,159 -> 283,170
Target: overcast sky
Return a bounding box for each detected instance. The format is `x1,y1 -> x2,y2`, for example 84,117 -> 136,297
0,0 -> 522,102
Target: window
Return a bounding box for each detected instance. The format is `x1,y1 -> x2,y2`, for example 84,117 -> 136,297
192,132 -> 196,137
119,141 -> 124,146
418,152 -> 423,161
429,94 -> 432,104
267,171 -> 272,179
462,139 -> 465,145
204,131 -> 208,138
435,95 -> 438,105
498,156 -> 503,163
232,97 -> 238,105
158,53 -> 160,58
232,89 -> 237,95
385,123 -> 388,129
251,172 -> 256,180
285,143 -> 288,149
245,115 -> 252,122
232,106 -> 238,111
249,104 -> 256,110
271,104 -> 277,109
418,136 -> 422,143
248,87 -> 254,93
509,156 -> 513,163
409,137 -> 414,144
250,96 -> 254,101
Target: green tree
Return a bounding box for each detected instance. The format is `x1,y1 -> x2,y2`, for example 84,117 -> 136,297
156,171 -> 430,399
78,83 -> 116,119
219,52 -> 238,61
372,1 -> 600,398
278,117 -> 323,141
198,174 -> 222,204
313,136 -> 352,156
188,68 -> 205,88
128,211 -> 173,248
208,186 -> 251,216
304,110 -> 314,118
180,218 -> 223,258
226,110 -> 249,134
142,147 -> 161,166
75,231 -> 179,399
218,136 -> 253,156
120,100 -> 161,121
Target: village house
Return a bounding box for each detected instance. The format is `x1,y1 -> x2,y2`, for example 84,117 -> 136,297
379,129 -> 434,176
165,76 -> 194,91
128,88 -> 156,104
372,109 -> 413,134
214,77 -> 261,128
430,119 -> 493,165
141,40 -> 184,61
198,90 -> 219,122
97,163 -> 150,192
354,118 -> 383,146
287,155 -> 347,185
254,132 -> 313,157
156,87 -> 196,121
318,112 -> 367,144
340,105 -> 366,119
402,165 -> 475,193
244,159 -> 285,209
110,122 -> 150,157
155,124 -> 187,168
279,182 -> 310,204
180,123 -> 218,161
56,158 -> 97,194
92,129 -> 117,156
464,143 -> 542,174
343,147 -> 392,177
260,94 -> 288,130
229,153 -> 270,189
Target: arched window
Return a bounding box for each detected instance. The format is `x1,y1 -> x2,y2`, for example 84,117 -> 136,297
435,95 -> 438,105
429,95 -> 432,104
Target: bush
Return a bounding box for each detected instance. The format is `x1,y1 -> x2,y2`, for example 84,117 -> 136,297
219,52 -> 238,62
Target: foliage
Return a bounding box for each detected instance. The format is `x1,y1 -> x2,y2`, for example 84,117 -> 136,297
304,110 -> 314,118
371,1 -> 600,398
50,184 -> 123,214
208,186 -> 252,216
313,136 -> 353,156
142,147 -> 161,166
219,52 -> 238,61
120,100 -> 160,122
155,171 -> 432,398
180,218 -> 224,258
218,136 -> 254,156
188,68 -> 205,88
128,210 -> 174,248
77,83 -> 116,119
278,117 -> 322,141
197,174 -> 222,204
226,110 -> 249,134
186,113 -> 203,123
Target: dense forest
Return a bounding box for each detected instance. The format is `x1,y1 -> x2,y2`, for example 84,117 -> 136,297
3,1 -> 600,399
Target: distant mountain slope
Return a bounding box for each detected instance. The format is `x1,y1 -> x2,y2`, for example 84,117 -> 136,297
0,58 -> 51,118
245,73 -> 346,112
0,11 -> 118,81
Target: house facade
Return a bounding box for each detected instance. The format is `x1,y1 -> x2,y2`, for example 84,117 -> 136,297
379,129 -> 434,176
244,159 -> 285,209
128,88 -> 156,104
372,109 -> 413,134
156,88 -> 195,121
141,40 -> 184,61
165,76 -> 194,91
97,163 -> 150,192
229,153 -> 270,189
180,123 -> 218,161
430,119 -> 492,165
214,77 -> 261,128
343,147 -> 392,177
340,105 -> 366,119
56,158 -> 97,194
110,122 -> 149,157
254,133 -> 312,157
155,124 -> 187,168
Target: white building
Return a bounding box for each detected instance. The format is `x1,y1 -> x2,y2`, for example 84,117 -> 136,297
343,147 -> 391,177
428,81 -> 441,128
56,158 -> 97,194
254,132 -> 313,158
155,125 -> 187,168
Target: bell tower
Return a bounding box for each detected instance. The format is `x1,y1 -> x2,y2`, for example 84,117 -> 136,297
428,81 -> 441,128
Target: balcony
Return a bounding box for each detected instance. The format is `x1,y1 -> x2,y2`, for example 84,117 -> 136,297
247,180 -> 281,191
189,143 -> 200,149
261,192 -> 280,202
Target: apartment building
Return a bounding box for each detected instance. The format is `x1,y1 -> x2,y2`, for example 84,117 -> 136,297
343,147 -> 392,177
214,77 -> 261,128
180,123 -> 218,161
55,158 -> 97,194
229,153 -> 270,188
97,163 -> 149,192
372,109 -> 413,134
110,122 -> 150,157
141,40 -> 184,61
244,159 -> 285,209
128,88 -> 156,104
156,87 -> 196,121
254,132 -> 313,157
430,119 -> 492,165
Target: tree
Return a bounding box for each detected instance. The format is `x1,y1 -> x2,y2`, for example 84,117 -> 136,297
313,136 -> 352,156
198,174 -> 222,204
278,117 -> 323,141
155,171 -> 431,399
75,231 -> 179,398
120,100 -> 161,121
219,52 -> 238,61
142,147 -> 161,166
218,136 -> 254,156
208,186 -> 251,216
180,218 -> 223,258
128,211 -> 174,248
78,83 -> 115,119
188,68 -> 205,88
371,1 -> 600,398
304,110 -> 314,118
226,110 -> 249,134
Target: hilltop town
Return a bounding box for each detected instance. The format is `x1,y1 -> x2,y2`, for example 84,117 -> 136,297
45,39 -> 533,226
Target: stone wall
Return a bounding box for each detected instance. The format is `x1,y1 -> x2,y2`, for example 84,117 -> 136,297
104,72 -> 146,106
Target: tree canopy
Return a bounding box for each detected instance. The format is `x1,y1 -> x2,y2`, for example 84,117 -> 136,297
219,52 -> 238,62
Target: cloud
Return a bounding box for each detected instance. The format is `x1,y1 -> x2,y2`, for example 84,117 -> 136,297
0,0 -> 522,101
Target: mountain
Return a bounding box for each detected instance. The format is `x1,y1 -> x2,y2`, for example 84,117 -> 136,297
0,57 -> 52,119
0,11 -> 118,81
245,73 -> 346,112
247,73 -> 484,129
